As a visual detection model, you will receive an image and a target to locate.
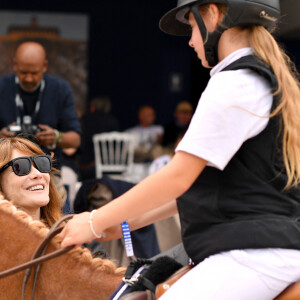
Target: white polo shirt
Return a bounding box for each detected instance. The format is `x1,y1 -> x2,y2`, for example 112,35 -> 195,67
176,48 -> 273,170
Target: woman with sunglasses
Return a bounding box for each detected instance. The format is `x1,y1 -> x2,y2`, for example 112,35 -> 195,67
0,136 -> 62,226
0,135 -> 109,261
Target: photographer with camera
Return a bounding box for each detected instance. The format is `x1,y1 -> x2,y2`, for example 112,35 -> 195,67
0,41 -> 81,167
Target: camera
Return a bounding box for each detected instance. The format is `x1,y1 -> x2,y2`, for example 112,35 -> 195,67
8,116 -> 41,135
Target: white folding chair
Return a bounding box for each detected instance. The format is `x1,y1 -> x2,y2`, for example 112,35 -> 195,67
92,131 -> 136,180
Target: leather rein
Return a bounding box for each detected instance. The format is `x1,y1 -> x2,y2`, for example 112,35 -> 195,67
0,214 -> 75,300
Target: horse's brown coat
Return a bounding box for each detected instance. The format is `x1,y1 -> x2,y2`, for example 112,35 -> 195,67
0,200 -> 124,300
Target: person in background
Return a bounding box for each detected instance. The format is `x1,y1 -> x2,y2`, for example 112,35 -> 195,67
126,105 -> 164,162
162,101 -> 193,150
79,96 -> 120,180
61,0 -> 300,299
149,131 -> 185,175
0,41 -> 81,171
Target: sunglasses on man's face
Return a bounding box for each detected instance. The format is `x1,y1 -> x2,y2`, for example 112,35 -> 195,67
0,155 -> 52,176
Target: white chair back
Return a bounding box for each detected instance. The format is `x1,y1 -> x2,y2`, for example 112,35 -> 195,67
92,131 -> 136,179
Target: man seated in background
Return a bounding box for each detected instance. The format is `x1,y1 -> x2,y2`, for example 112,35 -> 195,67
162,101 -> 193,150
126,105 -> 164,162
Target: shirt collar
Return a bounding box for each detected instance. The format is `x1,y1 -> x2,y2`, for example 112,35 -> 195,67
210,48 -> 254,77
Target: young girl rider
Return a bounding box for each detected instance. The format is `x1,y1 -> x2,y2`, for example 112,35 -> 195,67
61,0 -> 300,298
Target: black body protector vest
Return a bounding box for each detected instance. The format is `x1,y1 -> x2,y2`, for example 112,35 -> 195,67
177,55 -> 300,265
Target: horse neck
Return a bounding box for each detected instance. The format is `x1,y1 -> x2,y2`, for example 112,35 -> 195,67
34,245 -> 124,299
0,204 -> 123,300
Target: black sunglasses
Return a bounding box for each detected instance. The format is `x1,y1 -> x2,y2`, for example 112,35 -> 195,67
0,155 -> 52,176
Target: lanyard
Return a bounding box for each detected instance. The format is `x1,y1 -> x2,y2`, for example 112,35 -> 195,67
14,76 -> 45,125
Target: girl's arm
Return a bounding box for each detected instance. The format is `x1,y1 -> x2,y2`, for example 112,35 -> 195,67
129,198 -> 178,231
60,151 -> 206,247
100,199 -> 179,241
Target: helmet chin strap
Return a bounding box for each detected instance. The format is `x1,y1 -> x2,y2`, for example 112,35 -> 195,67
191,4 -> 227,67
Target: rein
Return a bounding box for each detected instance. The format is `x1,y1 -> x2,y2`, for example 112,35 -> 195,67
0,214 -> 75,300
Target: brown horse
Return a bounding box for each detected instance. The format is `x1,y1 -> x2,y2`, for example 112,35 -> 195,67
0,199 -> 124,300
3,196 -> 299,300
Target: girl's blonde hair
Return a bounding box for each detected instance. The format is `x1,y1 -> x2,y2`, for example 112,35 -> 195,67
249,26 -> 300,189
0,136 -> 63,226
200,3 -> 300,189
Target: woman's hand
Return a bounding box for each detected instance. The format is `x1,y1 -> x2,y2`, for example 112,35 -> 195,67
60,212 -> 96,248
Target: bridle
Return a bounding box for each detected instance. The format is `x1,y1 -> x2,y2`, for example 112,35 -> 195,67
0,214 -> 75,300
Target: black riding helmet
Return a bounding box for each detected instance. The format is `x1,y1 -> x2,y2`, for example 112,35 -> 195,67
159,0 -> 280,66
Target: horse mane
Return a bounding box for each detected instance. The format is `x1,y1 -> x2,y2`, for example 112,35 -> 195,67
0,199 -> 125,276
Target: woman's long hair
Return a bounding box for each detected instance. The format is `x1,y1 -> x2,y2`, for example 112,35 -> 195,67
0,136 -> 63,226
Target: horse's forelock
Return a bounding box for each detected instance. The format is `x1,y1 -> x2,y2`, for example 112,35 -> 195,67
0,199 -> 123,275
